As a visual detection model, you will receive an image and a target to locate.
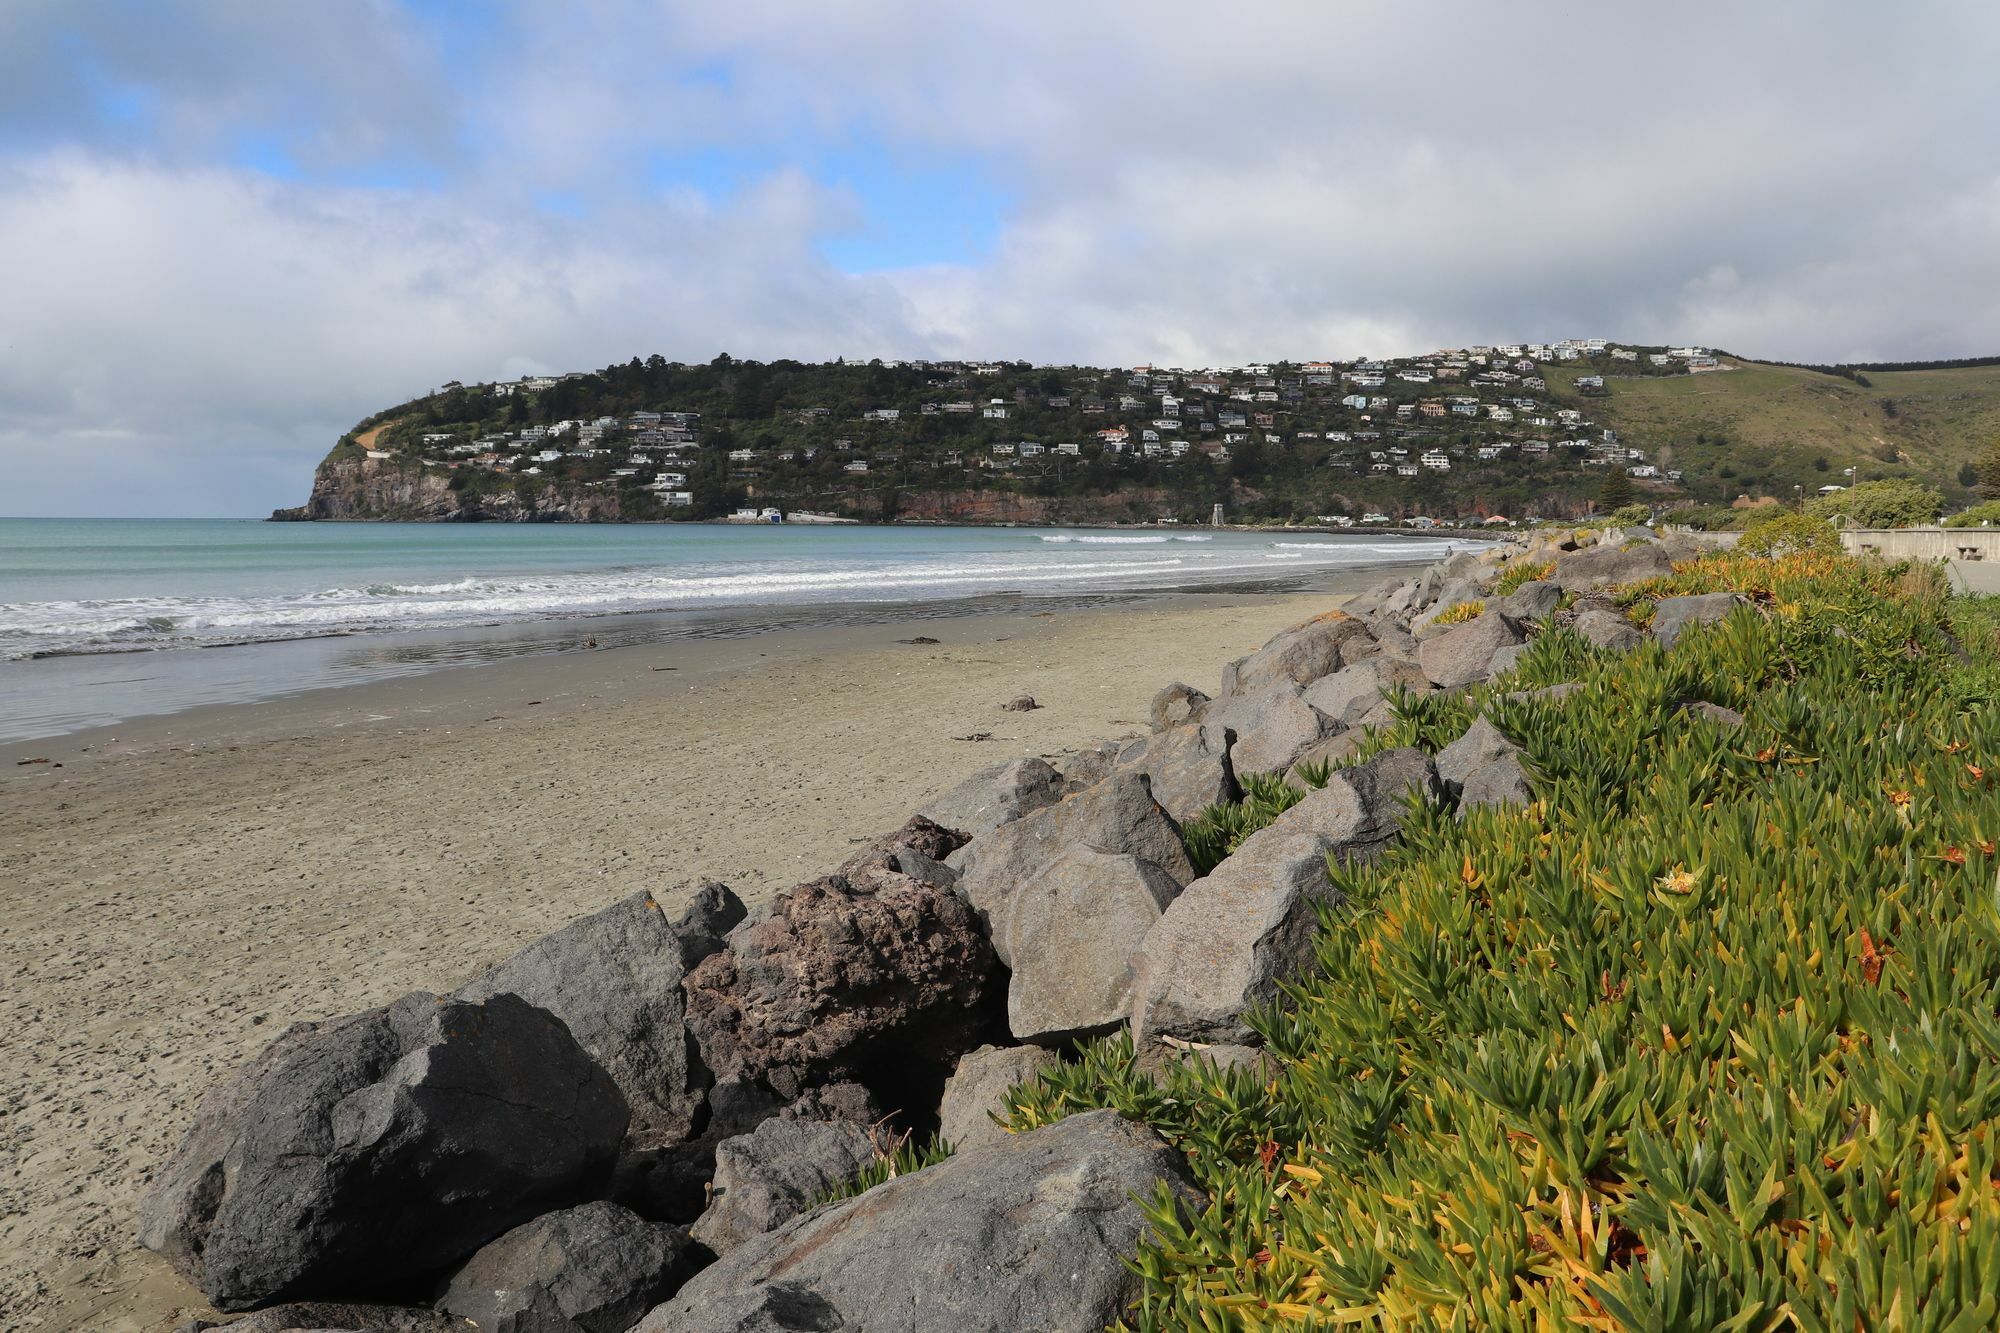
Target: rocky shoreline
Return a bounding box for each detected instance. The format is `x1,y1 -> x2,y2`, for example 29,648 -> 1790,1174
138,524 -> 1726,1333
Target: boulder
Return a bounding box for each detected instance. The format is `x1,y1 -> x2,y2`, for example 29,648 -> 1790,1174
1369,622 -> 1420,661
1418,612 -> 1527,690
1553,541 -> 1673,592
634,1111 -> 1203,1333
1132,748 -> 1439,1043
1149,681 -> 1211,732
691,1118 -> 879,1256
1303,656 -> 1431,726
455,884 -> 744,1149
1574,609 -> 1643,653
178,1303 -> 466,1332
917,757 -> 1062,837
1436,717 -> 1533,813
1220,611 -> 1375,696
1681,700 -> 1747,728
999,848 -> 1183,1042
1282,731 -> 1364,792
1494,580 -> 1563,621
1486,642 -> 1532,678
946,773 -> 1193,935
139,993 -> 628,1311
1409,579 -> 1482,634
440,1202 -> 696,1333
937,1046 -> 1054,1153
1653,592 -> 1744,648
1202,681 -> 1339,778
1112,722 -> 1235,822
1057,740 -> 1123,792
683,872 -> 999,1133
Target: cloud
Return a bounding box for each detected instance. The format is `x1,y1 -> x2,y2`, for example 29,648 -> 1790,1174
4,1 -> 2000,514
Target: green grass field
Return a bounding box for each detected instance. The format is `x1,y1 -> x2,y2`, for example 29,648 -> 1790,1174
1544,359 -> 2000,506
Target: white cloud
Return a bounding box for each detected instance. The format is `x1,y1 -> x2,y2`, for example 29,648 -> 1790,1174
5,1 -> 2000,513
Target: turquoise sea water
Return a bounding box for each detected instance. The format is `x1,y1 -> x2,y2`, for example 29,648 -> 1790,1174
0,519 -> 1469,740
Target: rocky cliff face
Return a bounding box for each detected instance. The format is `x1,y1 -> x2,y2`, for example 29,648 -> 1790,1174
272,455 -> 632,522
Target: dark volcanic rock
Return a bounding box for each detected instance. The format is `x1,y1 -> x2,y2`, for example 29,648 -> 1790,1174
634,1110 -> 1203,1333
691,1117 -> 879,1256
439,1201 -> 696,1333
455,884 -> 744,1149
139,992 -> 628,1311
682,871 -> 999,1133
178,1301 -> 466,1332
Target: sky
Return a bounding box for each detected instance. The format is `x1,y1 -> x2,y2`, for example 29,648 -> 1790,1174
4,2 -> 2000,517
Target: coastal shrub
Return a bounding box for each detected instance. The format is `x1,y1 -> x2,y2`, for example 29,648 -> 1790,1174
1011,554 -> 2000,1328
1431,599 -> 1485,627
1608,503 -> 1652,527
1737,510 -> 1842,557
1491,560 -> 1554,596
1804,477 -> 1942,528
1944,500 -> 2000,528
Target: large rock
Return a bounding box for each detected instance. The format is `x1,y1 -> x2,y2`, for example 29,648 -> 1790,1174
456,883 -> 745,1149
179,1303 -> 466,1332
1203,681 -> 1339,778
692,1118 -> 879,1256
1302,656 -> 1431,725
1282,731 -> 1364,791
1220,611 -> 1376,696
837,816 -> 967,893
1494,580 -> 1563,621
634,1111 -> 1203,1333
1436,717 -> 1534,814
937,1046 -> 1054,1153
139,993 -> 628,1311
440,1202 -> 696,1333
1409,578 -> 1482,634
999,847 -> 1183,1042
946,773 -> 1193,935
1113,721 -> 1236,821
917,758 -> 1062,837
1418,611 -> 1528,690
1149,681 -> 1211,732
1652,591 -> 1744,648
1132,748 -> 1439,1043
683,872 -> 999,1132
1574,609 -> 1643,653
1553,541 -> 1673,592
1057,740 -> 1123,792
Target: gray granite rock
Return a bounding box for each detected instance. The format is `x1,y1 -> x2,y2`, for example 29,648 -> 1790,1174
441,1201 -> 696,1333
1132,748 -> 1439,1043
999,847 -> 1182,1042
1149,681 -> 1212,732
1112,721 -> 1236,822
1574,609 -> 1643,653
1202,681 -> 1340,778
937,1045 -> 1055,1153
918,757 -> 1063,837
634,1111 -> 1202,1333
692,1119 -> 879,1256
1418,612 -> 1528,690
1221,613 -> 1376,696
1494,580 -> 1563,621
1553,541 -> 1673,592
1302,657 -> 1432,726
139,993 -> 628,1311
455,884 -> 744,1148
1653,592 -> 1745,648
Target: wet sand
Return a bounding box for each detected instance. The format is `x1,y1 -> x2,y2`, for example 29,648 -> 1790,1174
0,579 -> 1392,1331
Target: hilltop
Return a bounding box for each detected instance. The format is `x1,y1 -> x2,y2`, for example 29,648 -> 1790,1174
275,344 -> 2000,525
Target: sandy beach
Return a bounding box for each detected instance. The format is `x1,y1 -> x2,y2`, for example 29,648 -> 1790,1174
0,580 -> 1386,1331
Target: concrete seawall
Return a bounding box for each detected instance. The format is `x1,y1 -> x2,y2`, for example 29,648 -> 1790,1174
1838,527 -> 2000,593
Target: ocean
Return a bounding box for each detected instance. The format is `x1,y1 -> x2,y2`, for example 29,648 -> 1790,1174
0,518 -> 1471,741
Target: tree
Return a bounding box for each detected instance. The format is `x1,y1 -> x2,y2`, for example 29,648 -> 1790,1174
1977,440 -> 2000,500
1804,478 -> 1942,528
1596,469 -> 1634,513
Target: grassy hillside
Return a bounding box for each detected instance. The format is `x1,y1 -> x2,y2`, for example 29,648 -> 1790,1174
1545,358 -> 2000,505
